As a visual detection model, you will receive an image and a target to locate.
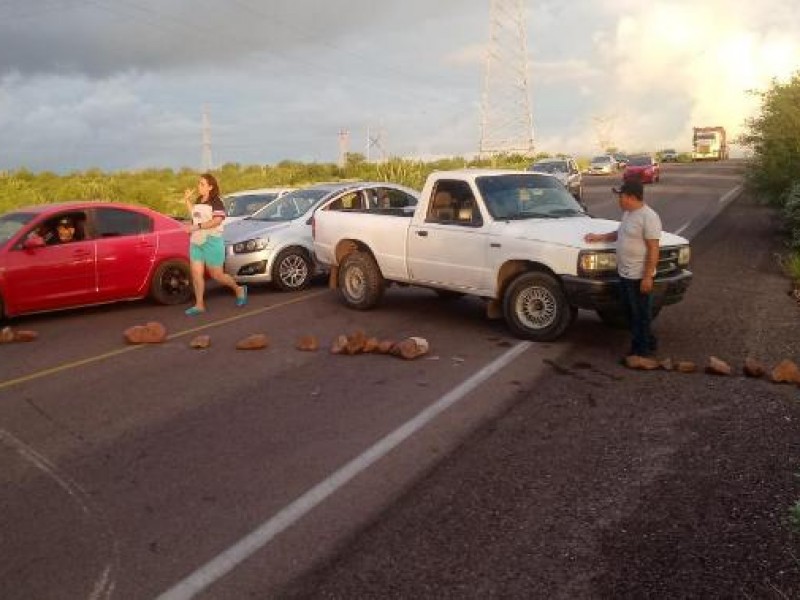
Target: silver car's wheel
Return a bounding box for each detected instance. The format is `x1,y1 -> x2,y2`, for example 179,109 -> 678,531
272,248 -> 312,291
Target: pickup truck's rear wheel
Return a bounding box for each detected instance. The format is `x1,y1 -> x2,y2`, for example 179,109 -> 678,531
338,251 -> 384,310
503,271 -> 572,341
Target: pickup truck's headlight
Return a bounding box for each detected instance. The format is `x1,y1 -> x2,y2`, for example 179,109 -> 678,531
233,238 -> 269,254
579,250 -> 617,275
677,245 -> 691,267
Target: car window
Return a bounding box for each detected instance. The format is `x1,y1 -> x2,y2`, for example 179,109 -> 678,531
93,208 -> 152,237
225,193 -> 278,217
0,212 -> 35,247
627,156 -> 653,166
427,180 -> 481,226
368,187 -> 418,209
250,189 -> 329,222
477,174 -> 585,220
327,191 -> 366,211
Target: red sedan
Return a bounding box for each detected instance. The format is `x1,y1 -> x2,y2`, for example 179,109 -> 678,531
623,154 -> 661,184
0,202 -> 191,319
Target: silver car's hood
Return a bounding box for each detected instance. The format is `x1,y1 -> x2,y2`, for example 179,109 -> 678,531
223,219 -> 292,242
497,217 -> 688,249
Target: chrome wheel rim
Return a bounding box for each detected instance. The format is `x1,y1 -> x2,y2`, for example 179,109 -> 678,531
515,285 -> 557,329
278,254 -> 308,288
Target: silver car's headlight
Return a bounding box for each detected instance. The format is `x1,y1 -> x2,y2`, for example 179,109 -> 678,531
233,238 -> 269,254
579,250 -> 617,275
677,245 -> 691,267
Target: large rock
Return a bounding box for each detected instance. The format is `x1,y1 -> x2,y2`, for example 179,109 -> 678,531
390,337 -> 430,360
189,335 -> 211,349
123,322 -> 167,344
296,335 -> 319,352
345,330 -> 368,355
771,359 -> 800,384
743,357 -> 766,378
13,330 -> 38,342
705,356 -> 732,376
330,334 -> 349,354
0,327 -> 15,343
236,334 -> 269,350
675,361 -> 698,374
624,355 -> 660,370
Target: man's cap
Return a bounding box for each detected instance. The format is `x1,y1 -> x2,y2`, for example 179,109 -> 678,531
57,217 -> 75,227
612,179 -> 644,200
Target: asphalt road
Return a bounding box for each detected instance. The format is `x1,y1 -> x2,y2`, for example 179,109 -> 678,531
0,161 -> 756,599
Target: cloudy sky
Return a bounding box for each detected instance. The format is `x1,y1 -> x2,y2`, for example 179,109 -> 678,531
1,0 -> 798,172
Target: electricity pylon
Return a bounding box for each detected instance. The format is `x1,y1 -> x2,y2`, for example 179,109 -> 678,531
479,0 -> 535,157
201,105 -> 213,171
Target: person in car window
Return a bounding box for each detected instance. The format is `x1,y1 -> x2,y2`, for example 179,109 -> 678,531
182,173 -> 248,316
584,179 -> 662,360
46,217 -> 77,245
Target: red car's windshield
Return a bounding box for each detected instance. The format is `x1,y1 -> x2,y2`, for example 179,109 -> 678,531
0,212 -> 36,247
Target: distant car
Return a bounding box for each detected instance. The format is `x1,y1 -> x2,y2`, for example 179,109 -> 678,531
587,155 -> 617,175
0,202 -> 191,319
613,154 -> 629,169
660,149 -> 679,162
222,187 -> 296,224
223,181 -> 419,291
623,154 -> 661,184
527,158 -> 583,201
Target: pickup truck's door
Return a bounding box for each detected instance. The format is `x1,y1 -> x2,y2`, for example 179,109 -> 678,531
407,183 -> 492,292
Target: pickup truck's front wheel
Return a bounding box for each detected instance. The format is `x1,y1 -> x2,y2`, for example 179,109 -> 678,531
338,251 -> 385,310
503,271 -> 572,341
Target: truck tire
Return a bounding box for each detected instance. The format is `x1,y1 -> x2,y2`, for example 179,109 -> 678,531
338,251 -> 384,310
272,247 -> 312,291
150,260 -> 192,305
502,271 -> 573,341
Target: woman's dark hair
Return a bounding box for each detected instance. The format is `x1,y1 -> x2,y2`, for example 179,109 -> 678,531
200,173 -> 221,201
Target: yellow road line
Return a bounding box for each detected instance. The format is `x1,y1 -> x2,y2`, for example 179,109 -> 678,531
0,290 -> 327,392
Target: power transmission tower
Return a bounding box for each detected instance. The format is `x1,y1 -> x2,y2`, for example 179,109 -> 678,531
201,104 -> 213,171
592,114 -> 617,153
338,129 -> 350,168
366,125 -> 388,163
479,0 -> 535,158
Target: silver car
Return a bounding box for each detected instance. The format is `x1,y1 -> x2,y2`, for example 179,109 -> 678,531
223,181 -> 419,291
527,157 -> 583,201
588,155 -> 617,175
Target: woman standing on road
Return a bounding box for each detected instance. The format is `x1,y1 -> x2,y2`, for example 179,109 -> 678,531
183,173 -> 247,315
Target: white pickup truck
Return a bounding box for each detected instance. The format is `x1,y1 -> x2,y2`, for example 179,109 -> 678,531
312,169 -> 692,341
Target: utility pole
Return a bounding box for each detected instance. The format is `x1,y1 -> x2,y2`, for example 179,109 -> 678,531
338,129 -> 350,168
479,0 -> 535,158
201,104 -> 213,171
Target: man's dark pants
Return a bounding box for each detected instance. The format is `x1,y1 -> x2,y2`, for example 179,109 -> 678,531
619,277 -> 657,357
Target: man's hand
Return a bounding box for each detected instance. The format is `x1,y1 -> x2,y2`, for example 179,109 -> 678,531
584,233 -> 603,243
640,275 -> 654,294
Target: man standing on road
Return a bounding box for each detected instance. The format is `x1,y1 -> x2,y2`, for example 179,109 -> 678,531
584,180 -> 662,360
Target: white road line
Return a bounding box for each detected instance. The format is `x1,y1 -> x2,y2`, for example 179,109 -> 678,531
156,341 -> 532,600
720,184 -> 744,204
674,220 -> 692,235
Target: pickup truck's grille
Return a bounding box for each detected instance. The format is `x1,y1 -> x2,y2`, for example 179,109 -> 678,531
657,246 -> 682,276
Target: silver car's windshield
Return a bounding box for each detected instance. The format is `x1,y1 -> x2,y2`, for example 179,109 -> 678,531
0,212 -> 35,246
249,189 -> 329,222
531,161 -> 568,173
476,174 -> 585,220
591,156 -> 611,164
225,193 -> 279,217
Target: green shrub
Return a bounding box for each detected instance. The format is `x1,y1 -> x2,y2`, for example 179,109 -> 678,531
790,500 -> 800,532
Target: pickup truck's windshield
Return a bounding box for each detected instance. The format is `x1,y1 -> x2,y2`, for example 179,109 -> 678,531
249,189 -> 328,222
0,212 -> 35,246
476,174 -> 586,220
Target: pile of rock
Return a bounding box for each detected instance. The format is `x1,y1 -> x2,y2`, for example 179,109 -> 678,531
329,330 -> 430,360
0,326 -> 38,343
623,354 -> 800,385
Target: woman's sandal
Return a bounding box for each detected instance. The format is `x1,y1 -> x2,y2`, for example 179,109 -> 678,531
185,306 -> 205,316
